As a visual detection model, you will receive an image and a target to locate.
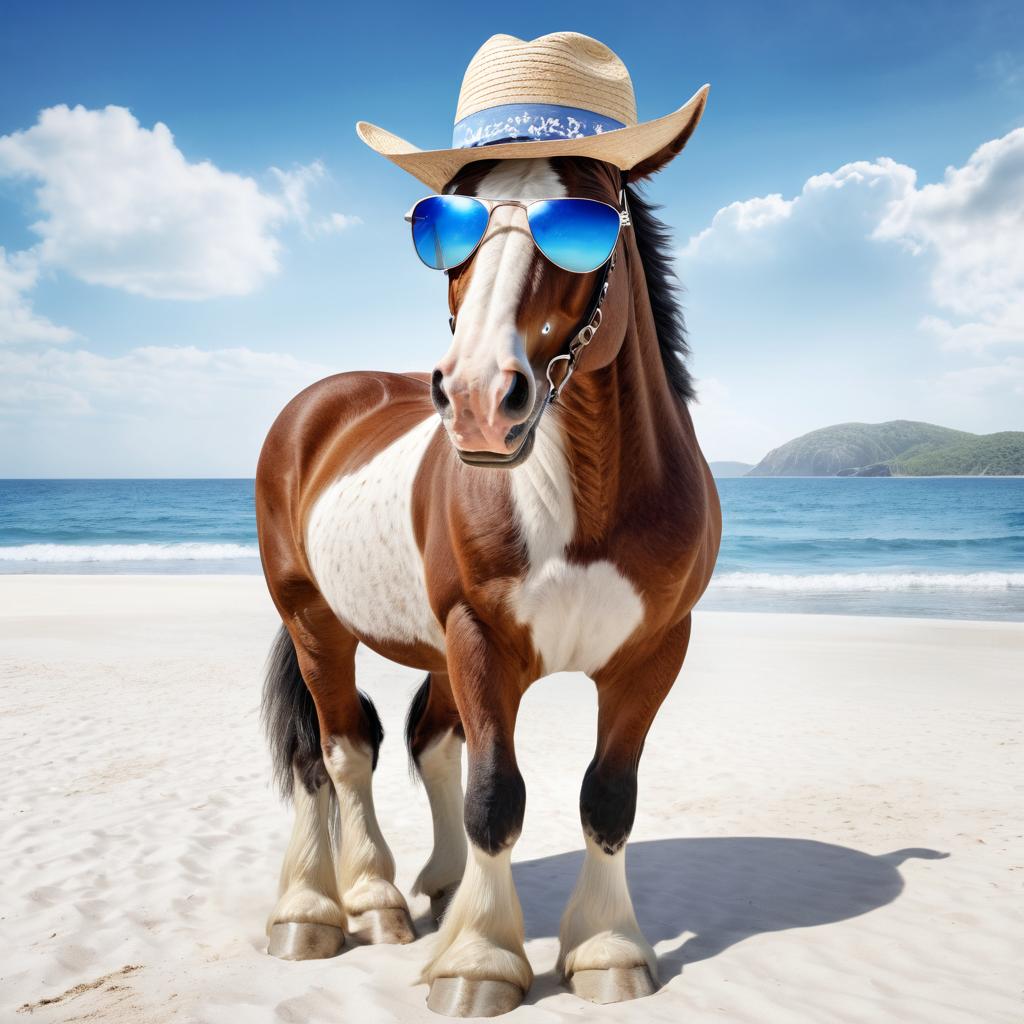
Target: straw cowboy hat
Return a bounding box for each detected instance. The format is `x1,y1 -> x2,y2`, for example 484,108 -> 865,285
356,31 -> 709,192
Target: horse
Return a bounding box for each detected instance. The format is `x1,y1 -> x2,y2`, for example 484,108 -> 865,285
255,146 -> 721,1017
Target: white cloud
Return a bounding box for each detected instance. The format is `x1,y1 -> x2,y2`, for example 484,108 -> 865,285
934,356 -> 1024,400
0,344 -> 332,475
0,247 -> 76,345
0,104 -> 358,301
270,161 -> 362,238
318,211 -> 362,234
979,51 -> 1024,92
874,127 -> 1024,352
681,194 -> 793,260
271,160 -> 322,226
678,132 -> 1024,457
683,133 -> 1024,356
682,158 -> 916,263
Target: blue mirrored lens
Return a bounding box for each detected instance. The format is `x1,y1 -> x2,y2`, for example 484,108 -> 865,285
528,199 -> 620,273
410,195 -> 489,270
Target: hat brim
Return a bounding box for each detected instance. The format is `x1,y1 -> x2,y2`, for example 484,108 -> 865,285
356,85 -> 709,192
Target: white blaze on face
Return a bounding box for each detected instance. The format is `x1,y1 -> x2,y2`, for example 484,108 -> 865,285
437,159 -> 565,449
454,159 -> 564,349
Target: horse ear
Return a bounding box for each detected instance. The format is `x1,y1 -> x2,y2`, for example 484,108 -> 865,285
628,87 -> 709,181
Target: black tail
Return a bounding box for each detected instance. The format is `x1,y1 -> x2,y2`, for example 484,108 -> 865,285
404,675 -> 432,780
261,626 -> 324,799
261,625 -> 386,800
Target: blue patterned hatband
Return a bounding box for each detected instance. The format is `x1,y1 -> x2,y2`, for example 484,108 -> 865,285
452,103 -> 627,150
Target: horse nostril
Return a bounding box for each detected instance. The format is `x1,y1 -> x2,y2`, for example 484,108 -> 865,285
431,369 -> 449,412
501,371 -> 532,419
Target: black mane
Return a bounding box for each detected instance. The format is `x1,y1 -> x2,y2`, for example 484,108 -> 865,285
624,182 -> 696,404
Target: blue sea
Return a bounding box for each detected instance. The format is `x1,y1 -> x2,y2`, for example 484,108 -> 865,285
0,477 -> 1022,620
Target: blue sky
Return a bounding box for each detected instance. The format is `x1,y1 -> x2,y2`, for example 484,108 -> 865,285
1,0 -> 1022,474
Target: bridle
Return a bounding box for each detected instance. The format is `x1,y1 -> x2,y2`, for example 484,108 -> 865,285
452,173 -> 631,469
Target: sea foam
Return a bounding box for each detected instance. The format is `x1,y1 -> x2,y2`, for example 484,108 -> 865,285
0,543 -> 259,563
710,571 -> 1024,591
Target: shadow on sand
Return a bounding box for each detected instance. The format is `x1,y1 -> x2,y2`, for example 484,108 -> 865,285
512,837 -> 947,995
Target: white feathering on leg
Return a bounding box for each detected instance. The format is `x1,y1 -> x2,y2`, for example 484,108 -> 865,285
413,729 -> 468,900
267,765 -> 344,930
421,845 -> 533,991
558,836 -> 658,979
325,735 -> 406,915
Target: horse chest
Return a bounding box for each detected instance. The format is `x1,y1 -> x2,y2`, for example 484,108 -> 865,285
507,421 -> 645,676
305,415 -> 645,676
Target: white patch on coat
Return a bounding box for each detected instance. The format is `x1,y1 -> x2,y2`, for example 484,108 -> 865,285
557,836 -> 658,979
324,735 -> 407,916
413,729 -> 468,900
420,844 -> 532,990
305,416 -> 445,651
268,765 -> 343,930
508,416 -> 645,675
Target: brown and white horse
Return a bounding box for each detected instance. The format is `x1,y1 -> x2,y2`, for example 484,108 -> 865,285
256,148 -> 721,1016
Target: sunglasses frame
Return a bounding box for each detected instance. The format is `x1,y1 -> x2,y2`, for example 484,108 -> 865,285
404,192 -> 631,275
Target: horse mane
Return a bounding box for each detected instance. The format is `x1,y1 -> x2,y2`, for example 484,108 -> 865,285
623,182 -> 696,405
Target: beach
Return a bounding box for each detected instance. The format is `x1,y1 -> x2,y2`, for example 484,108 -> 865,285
1,574 -> 1021,1023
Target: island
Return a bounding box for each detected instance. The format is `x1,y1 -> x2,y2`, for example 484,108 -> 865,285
735,421 -> 1024,477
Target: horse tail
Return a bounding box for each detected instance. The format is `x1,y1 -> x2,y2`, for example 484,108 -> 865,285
261,625 -> 325,800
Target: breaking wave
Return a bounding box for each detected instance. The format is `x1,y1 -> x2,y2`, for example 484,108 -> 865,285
710,571 -> 1024,592
0,543 -> 259,563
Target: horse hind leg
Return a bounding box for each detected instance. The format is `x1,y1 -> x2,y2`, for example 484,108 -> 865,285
301,612 -> 415,946
323,689 -> 415,945
264,614 -> 414,953
405,673 -> 466,923
263,626 -> 345,960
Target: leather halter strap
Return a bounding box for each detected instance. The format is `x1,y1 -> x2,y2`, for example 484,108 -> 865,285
545,244 -> 617,404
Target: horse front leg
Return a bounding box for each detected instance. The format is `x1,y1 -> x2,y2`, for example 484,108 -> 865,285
406,672 -> 467,922
558,616 -> 692,1004
420,608 -> 532,1017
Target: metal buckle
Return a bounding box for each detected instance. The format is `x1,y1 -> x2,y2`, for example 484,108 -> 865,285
545,352 -> 575,401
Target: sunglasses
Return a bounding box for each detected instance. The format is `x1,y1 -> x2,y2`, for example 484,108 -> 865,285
404,194 -> 628,275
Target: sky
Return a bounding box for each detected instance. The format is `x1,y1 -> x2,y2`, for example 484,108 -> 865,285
1,0 -> 1022,475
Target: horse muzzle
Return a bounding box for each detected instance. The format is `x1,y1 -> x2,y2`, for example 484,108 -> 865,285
453,425 -> 539,469
432,362 -> 544,468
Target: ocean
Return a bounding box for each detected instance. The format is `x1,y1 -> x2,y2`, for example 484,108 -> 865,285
0,477 -> 1021,621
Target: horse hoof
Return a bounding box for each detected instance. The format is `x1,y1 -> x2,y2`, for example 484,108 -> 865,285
429,883 -> 459,924
569,966 -> 658,1004
426,977 -> 524,1017
347,907 -> 416,945
267,922 -> 345,960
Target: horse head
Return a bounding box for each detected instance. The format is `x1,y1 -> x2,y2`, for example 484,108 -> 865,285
426,156 -> 640,467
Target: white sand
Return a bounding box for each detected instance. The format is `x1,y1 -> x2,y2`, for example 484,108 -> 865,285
1,575 -> 1021,1023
